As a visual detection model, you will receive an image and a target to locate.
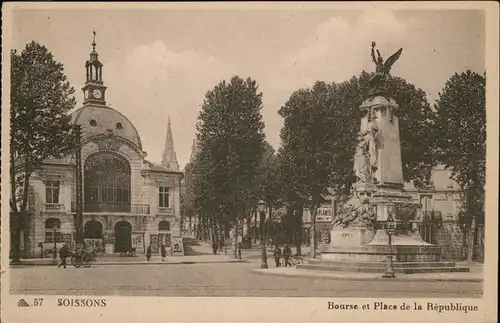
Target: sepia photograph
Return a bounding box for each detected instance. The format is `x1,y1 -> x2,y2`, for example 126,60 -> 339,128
1,2 -> 498,323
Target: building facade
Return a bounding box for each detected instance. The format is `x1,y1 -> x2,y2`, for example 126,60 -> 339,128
20,37 -> 184,258
404,165 -> 484,261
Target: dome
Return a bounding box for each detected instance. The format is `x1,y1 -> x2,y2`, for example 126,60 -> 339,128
71,105 -> 142,150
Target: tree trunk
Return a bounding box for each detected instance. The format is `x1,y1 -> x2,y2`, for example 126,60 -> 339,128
309,205 -> 318,259
259,210 -> 266,248
268,203 -> 273,245
466,215 -> 476,262
295,205 -> 303,255
288,207 -> 295,244
10,212 -> 22,263
254,208 -> 257,243
203,214 -> 209,241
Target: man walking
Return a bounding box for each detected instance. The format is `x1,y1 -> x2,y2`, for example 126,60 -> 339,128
273,245 -> 282,267
57,243 -> 69,269
160,244 -> 166,262
219,236 -> 225,253
283,244 -> 292,267
146,243 -> 152,261
212,239 -> 218,255
237,233 -> 243,260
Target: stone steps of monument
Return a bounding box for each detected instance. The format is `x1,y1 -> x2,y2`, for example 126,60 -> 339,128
297,264 -> 470,274
306,259 -> 458,268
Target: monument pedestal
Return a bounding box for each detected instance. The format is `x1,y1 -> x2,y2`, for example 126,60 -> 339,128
304,229 -> 463,273
320,226 -> 441,263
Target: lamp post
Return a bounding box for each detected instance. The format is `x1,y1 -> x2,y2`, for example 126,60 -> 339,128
257,200 -> 268,269
382,213 -> 396,278
52,224 -> 58,262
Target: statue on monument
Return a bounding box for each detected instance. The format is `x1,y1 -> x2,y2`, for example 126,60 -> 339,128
332,195 -> 377,228
353,122 -> 382,184
369,42 -> 403,94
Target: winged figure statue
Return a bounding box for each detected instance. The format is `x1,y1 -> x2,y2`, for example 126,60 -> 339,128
369,42 -> 403,92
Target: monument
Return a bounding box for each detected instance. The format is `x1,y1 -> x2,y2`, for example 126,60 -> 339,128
298,42 -> 468,273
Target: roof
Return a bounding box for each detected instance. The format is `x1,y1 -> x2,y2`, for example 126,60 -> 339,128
143,160 -> 183,175
70,104 -> 142,150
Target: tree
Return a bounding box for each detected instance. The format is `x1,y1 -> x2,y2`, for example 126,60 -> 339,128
181,161 -> 197,235
276,146 -> 307,253
195,76 -> 265,247
433,70 -> 486,262
10,41 -> 76,262
279,82 -> 357,258
254,142 -> 281,244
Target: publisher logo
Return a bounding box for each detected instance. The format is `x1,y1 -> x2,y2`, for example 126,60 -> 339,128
17,299 -> 30,307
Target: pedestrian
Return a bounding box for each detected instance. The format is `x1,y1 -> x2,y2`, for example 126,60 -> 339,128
160,244 -> 166,262
237,233 -> 243,260
273,245 -> 282,267
146,244 -> 152,261
212,240 -> 218,255
283,244 -> 292,267
57,243 -> 69,269
219,236 -> 224,253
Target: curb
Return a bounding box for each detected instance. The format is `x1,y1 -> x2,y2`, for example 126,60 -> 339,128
10,259 -> 247,267
94,260 -> 247,266
250,269 -> 484,283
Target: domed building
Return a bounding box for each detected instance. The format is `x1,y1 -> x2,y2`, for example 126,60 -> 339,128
21,35 -> 184,258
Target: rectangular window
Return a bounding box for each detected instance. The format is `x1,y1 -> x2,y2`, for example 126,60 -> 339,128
159,187 -> 170,208
89,187 -> 99,202
45,180 -> 60,204
101,186 -> 114,202
115,188 -> 123,203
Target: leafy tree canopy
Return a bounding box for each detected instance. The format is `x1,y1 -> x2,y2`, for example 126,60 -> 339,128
433,70 -> 486,221
194,76 -> 265,224
10,41 -> 76,212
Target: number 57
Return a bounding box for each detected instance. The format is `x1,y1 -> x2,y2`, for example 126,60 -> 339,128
34,298 -> 44,306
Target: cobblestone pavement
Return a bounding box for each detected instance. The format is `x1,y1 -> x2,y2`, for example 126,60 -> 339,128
9,262 -> 482,298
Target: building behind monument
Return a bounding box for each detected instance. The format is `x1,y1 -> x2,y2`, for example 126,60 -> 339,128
17,36 -> 184,259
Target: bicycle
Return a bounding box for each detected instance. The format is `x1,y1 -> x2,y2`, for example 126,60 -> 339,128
290,254 -> 303,266
70,250 -> 94,268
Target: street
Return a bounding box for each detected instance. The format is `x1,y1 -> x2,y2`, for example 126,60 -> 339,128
9,262 -> 482,298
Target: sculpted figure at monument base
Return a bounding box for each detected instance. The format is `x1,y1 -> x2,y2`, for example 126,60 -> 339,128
331,195 -> 377,229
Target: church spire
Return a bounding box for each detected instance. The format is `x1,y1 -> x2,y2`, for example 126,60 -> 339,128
161,117 -> 179,171
189,137 -> 200,163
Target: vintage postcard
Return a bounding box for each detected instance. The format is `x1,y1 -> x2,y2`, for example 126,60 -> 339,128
1,2 -> 498,323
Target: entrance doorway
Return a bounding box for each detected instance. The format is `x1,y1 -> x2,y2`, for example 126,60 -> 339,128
158,221 -> 171,252
114,221 -> 132,253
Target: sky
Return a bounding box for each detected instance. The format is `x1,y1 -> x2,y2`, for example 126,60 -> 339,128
10,7 -> 485,170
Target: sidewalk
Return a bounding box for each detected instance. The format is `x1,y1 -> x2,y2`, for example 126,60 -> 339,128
252,266 -> 483,282
10,254 -> 246,267
243,246 -> 313,259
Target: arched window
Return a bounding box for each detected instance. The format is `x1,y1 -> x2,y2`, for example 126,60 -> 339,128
45,218 -> 62,243
84,152 -> 131,212
158,221 -> 170,231
84,220 -> 103,239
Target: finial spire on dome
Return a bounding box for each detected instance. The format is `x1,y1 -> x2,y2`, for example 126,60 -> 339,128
92,28 -> 97,52
161,116 -> 179,171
